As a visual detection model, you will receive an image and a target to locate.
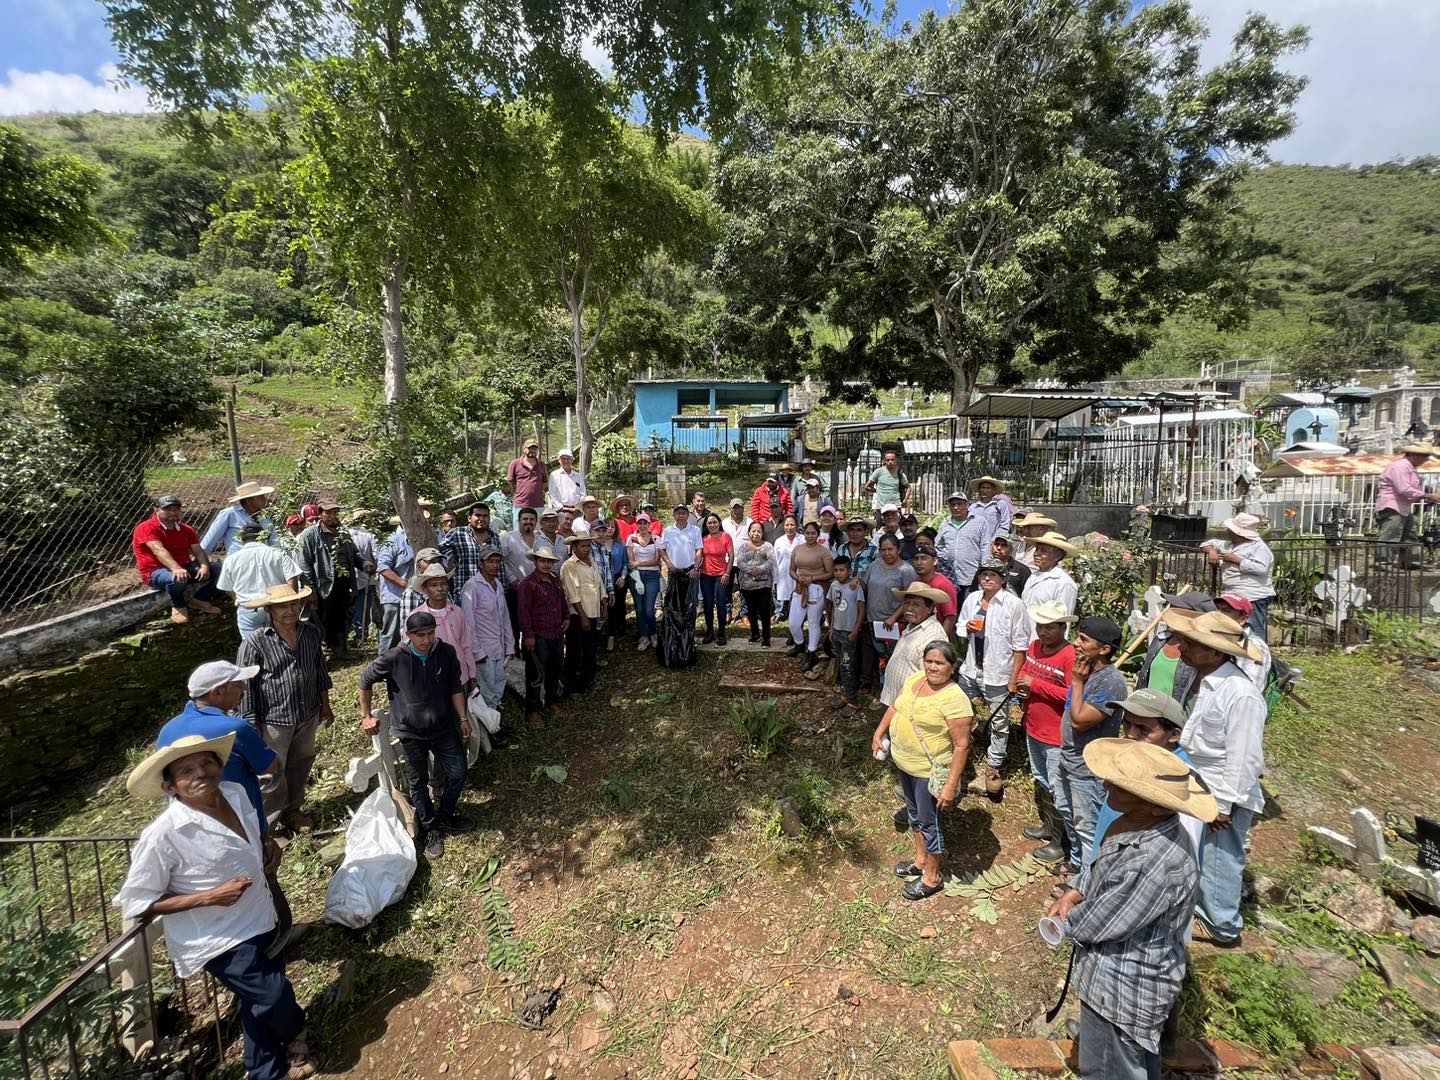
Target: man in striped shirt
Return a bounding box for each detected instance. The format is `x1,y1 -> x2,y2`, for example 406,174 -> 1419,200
237,584 -> 334,831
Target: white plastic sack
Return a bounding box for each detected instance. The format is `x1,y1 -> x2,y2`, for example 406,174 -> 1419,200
467,688 -> 502,735
464,720 -> 492,766
323,786 -> 417,929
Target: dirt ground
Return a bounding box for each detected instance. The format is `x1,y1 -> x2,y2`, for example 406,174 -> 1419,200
15,634 -> 1440,1079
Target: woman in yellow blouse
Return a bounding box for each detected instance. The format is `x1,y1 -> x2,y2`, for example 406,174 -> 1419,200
872,640 -> 973,900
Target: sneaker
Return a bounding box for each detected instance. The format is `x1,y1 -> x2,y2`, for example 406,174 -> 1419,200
170,608 -> 190,624
423,832 -> 445,860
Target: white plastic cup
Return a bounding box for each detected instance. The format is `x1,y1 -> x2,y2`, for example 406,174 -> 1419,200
1038,916 -> 1067,947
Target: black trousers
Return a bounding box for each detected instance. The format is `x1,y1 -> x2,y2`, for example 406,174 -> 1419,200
505,587 -> 521,650
316,584 -> 353,653
565,614 -> 600,693
525,635 -> 565,713
742,588 -> 771,642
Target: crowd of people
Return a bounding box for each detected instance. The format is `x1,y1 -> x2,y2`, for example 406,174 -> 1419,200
122,441 -> 1298,1080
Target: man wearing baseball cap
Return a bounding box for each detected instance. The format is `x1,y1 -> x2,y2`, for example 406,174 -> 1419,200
296,498 -> 361,658
506,439 -> 546,529
1056,616 -> 1128,869
132,494 -> 223,624
1213,593 -> 1272,693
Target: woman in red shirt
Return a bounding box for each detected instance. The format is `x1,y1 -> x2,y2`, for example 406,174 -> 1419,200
698,512 -> 734,646
1015,601 -> 1077,864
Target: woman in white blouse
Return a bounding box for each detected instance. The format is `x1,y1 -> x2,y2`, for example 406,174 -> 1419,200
771,514 -> 800,621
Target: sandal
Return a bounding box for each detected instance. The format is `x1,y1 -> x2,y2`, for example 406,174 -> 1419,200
901,877 -> 944,901
893,861 -> 922,878
287,1055 -> 319,1080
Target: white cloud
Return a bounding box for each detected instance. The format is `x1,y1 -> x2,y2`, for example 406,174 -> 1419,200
0,63 -> 155,116
580,31 -> 614,79
1187,0 -> 1440,166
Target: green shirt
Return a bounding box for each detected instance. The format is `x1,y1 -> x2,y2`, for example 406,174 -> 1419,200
868,465 -> 908,509
1147,648 -> 1180,699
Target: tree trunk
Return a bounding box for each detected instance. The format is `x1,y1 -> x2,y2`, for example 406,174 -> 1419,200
381,260 -> 436,549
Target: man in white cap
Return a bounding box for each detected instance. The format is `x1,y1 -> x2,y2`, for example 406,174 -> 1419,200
1019,532 -> 1080,617
967,476 -> 1012,538
935,491 -> 986,596
1046,739 -> 1213,1080
117,732 -> 318,1079
218,524 -> 301,638
1376,443 -> 1440,569
792,458 -> 827,503
1199,512 -> 1274,638
548,447 -> 586,511
1166,611 -> 1267,947
200,480 -> 279,556
958,560 -> 1033,796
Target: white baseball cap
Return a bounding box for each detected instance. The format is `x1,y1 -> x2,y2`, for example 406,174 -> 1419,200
187,660 -> 259,700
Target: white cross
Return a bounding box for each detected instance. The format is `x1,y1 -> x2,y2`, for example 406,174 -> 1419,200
1315,565 -> 1370,628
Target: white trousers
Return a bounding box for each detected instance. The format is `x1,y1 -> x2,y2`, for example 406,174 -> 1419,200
788,584 -> 825,651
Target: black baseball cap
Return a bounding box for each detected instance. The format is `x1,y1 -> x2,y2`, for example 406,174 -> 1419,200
405,611 -> 437,633
1076,616 -> 1123,651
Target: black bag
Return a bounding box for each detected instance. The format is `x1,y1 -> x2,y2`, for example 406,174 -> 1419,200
657,570 -> 697,669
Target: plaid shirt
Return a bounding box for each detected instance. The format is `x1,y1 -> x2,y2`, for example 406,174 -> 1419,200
442,526 -> 502,597
1068,816 -> 1199,1052
838,541 -> 878,578
593,544 -> 615,598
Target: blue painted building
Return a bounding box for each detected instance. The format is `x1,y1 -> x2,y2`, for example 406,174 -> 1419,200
632,380 -> 795,454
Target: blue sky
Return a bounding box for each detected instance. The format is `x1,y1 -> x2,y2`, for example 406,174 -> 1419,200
1,0 -> 1438,165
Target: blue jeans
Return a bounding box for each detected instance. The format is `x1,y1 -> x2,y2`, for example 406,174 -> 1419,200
1078,1001 -> 1157,1080
632,570 -> 660,637
202,928 -> 305,1080
1027,736 -> 1062,794
699,573 -> 729,633
1196,804 -> 1254,941
149,562 -> 221,610
399,731 -> 467,831
1059,761 -> 1105,862
959,674 -> 1011,768
473,656 -> 506,710
898,772 -> 944,855
237,605 -> 270,638
1248,598 -> 1270,641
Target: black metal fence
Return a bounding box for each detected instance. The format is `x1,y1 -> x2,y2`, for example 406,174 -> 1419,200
1147,536 -> 1435,645
0,837 -> 238,1078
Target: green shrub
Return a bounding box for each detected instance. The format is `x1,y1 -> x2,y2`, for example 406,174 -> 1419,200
1358,612 -> 1437,663
727,693 -> 790,759
1180,954 -> 1321,1062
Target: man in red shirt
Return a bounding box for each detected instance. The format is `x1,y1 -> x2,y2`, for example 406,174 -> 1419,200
505,439 -> 547,529
132,495 -> 223,624
1016,600 -> 1077,864
910,543 -> 958,636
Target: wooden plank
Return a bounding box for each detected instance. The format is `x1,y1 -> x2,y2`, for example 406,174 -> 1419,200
718,675 -> 831,694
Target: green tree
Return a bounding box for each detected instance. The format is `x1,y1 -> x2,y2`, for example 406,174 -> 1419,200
504,104 -> 712,473
714,0 -> 1308,410
0,125 -> 110,272
103,0 -> 839,542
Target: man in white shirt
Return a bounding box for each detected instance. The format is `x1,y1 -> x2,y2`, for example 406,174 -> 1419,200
501,507 -> 539,650
1169,611 -> 1268,947
967,476 -> 1013,539
958,561 -> 1033,795
115,733 -> 316,1079
216,525 -> 300,638
547,448 -> 586,510
658,505 -> 702,574
1199,513 -> 1275,638
1019,532 -> 1080,617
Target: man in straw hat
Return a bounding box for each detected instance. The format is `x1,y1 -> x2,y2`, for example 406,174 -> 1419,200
560,523 -> 608,695
219,524 -> 301,638
361,609 -> 473,858
1017,601 -> 1078,864
398,546 -> 445,626
1164,610 -> 1267,946
1019,531 -> 1079,617
1377,442 -> 1440,568
236,584 -> 332,832
967,476 -> 1012,539
132,494 -> 224,625
405,563 -> 474,687
115,732 -> 318,1080
1199,511 -> 1274,638
517,541 -> 569,727
201,481 -> 279,556
879,582 -> 949,708
548,447 -> 586,511
1136,592 -> 1214,700
296,499 -> 361,658
959,559 -> 1033,796
507,438 -> 546,529
1011,511 -> 1058,571
1045,739 -> 1214,1080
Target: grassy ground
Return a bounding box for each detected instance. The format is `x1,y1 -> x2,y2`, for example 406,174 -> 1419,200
9,636 -> 1440,1077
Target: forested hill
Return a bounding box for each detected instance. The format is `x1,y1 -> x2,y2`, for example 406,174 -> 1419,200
6,112 -> 1440,382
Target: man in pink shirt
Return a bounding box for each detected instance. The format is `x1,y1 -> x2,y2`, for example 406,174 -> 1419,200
506,439 -> 547,528
1377,443 -> 1440,567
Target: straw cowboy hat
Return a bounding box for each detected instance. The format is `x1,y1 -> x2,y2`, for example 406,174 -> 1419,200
527,541 -> 562,562
228,481 -> 276,504
409,563 -> 452,590
1014,513 -> 1058,529
1219,512 -> 1264,541
1082,739 -> 1217,823
565,523 -> 595,544
969,475 -> 1005,495
1028,601 -> 1078,625
1030,530 -> 1078,558
891,581 -> 950,605
242,583 -> 313,609
347,508 -> 376,524
1398,443 -> 1440,457
1166,609 -> 1263,661
610,494 -> 635,515
127,732 -> 236,800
